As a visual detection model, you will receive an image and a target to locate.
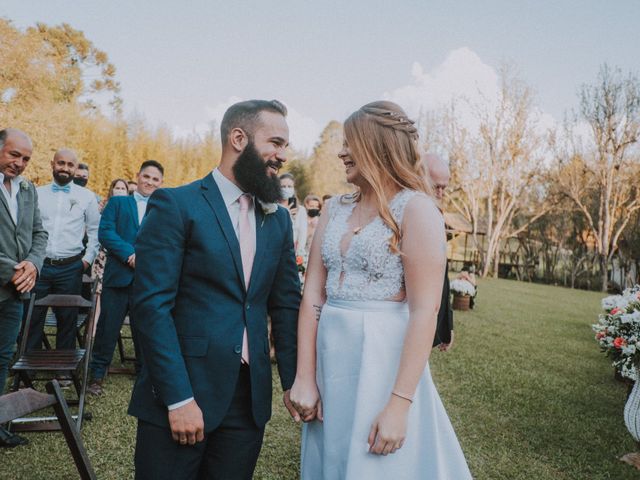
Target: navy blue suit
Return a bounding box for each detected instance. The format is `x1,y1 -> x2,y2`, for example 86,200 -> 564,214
129,175 -> 300,479
90,196 -> 142,379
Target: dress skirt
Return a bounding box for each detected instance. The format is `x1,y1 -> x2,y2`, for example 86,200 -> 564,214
300,299 -> 472,479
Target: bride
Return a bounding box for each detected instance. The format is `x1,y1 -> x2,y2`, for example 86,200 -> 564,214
290,101 -> 472,479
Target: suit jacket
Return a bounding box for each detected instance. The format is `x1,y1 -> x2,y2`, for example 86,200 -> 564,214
128,174 -> 301,430
99,196 -> 140,288
0,179 -> 48,301
432,262 -> 453,347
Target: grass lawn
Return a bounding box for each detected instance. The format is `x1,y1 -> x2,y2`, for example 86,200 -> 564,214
1,278 -> 636,479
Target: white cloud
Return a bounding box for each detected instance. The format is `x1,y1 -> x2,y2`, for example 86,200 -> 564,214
383,47 -> 500,122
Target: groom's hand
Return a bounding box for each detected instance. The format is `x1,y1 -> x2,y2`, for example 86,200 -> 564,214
168,399 -> 205,445
283,390 -> 301,423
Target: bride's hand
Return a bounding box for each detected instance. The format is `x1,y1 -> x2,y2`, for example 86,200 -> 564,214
290,377 -> 323,423
368,396 -> 410,455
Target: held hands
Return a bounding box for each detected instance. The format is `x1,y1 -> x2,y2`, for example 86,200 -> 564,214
168,399 -> 205,445
289,378 -> 323,423
368,395 -> 410,455
283,389 -> 302,423
11,261 -> 37,293
438,331 -> 454,352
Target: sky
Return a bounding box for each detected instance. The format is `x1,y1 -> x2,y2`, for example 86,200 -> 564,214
3,0 -> 639,152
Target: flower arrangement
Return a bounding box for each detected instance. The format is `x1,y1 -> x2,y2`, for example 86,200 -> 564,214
592,285 -> 640,381
450,278 -> 475,297
296,254 -> 307,291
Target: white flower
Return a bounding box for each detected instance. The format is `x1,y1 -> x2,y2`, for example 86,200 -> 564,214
621,311 -> 640,324
258,200 -> 277,215
450,279 -> 475,296
19,180 -> 29,191
622,344 -> 637,355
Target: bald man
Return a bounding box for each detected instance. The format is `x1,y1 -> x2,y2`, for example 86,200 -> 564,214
25,149 -> 100,353
425,153 -> 454,351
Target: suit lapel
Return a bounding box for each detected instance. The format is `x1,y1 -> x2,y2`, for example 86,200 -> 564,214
15,183 -> 27,230
128,196 -> 140,229
0,184 -> 14,227
200,175 -> 245,289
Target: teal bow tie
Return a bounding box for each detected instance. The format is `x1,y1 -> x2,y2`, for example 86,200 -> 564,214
52,184 -> 71,193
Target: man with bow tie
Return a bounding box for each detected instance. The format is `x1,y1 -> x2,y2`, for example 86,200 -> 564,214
26,149 -> 100,352
88,160 -> 164,396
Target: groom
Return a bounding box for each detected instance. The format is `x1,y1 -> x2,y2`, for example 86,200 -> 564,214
129,99 -> 301,479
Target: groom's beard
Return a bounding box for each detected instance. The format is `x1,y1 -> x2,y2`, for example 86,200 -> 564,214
233,141 -> 283,204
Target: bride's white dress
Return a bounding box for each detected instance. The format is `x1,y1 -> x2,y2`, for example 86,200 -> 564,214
300,190 -> 472,479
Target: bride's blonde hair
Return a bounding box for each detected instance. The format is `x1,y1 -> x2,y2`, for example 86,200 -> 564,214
344,101 -> 432,253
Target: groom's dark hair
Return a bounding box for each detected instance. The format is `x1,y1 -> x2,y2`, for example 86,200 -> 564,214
220,99 -> 287,146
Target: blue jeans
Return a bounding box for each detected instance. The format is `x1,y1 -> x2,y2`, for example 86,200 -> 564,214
0,297 -> 23,393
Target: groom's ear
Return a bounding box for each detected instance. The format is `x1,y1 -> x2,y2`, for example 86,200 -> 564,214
229,127 -> 249,153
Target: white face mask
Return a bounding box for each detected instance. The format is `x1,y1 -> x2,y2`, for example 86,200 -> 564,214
281,186 -> 295,199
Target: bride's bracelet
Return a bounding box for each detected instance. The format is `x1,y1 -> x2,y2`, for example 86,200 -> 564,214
391,391 -> 413,403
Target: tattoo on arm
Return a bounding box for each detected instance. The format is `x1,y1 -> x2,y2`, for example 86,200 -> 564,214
312,304 -> 323,322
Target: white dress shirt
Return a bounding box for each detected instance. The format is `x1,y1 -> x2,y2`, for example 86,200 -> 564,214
168,168 -> 256,411
37,182 -> 101,264
133,191 -> 150,224
0,173 -> 23,225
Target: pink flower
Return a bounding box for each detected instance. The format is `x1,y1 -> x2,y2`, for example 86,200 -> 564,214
611,307 -> 622,315
613,337 -> 627,349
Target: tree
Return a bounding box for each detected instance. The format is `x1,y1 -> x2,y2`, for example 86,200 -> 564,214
553,65 -> 640,291
442,67 -> 548,277
308,121 -> 352,197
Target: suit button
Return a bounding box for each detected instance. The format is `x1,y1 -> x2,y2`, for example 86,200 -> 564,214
234,345 -> 242,354
246,304 -> 250,310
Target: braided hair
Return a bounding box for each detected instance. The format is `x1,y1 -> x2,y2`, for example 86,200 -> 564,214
343,101 -> 431,254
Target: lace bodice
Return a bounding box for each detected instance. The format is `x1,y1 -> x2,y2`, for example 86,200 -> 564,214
321,189 -> 421,301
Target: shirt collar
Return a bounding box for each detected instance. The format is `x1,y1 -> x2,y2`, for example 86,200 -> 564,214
211,168 -> 250,207
0,173 -> 23,190
133,191 -> 149,203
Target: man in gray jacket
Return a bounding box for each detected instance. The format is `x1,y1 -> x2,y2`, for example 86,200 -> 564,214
0,128 -> 48,447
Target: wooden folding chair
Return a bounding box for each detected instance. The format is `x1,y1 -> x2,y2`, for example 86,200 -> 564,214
0,380 -> 97,479
42,275 -> 96,350
11,289 -> 98,431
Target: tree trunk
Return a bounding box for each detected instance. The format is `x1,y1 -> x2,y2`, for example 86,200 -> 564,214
600,255 -> 608,292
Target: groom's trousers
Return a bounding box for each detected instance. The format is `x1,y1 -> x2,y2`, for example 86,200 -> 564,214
134,363 -> 265,480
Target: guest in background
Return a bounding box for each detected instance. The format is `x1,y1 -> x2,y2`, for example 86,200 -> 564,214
127,180 -> 137,194
88,162 -> 164,396
303,194 -> 322,256
26,149 -> 100,352
93,178 -> 130,294
0,129 -> 47,448
98,178 -> 129,211
321,194 -> 332,203
73,163 -> 90,187
425,153 -> 454,352
279,173 -> 307,256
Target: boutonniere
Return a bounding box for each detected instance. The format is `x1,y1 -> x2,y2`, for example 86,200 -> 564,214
69,199 -> 78,211
19,180 -> 29,191
258,200 -> 277,227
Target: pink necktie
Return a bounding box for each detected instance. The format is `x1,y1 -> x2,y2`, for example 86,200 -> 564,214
238,193 -> 255,364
